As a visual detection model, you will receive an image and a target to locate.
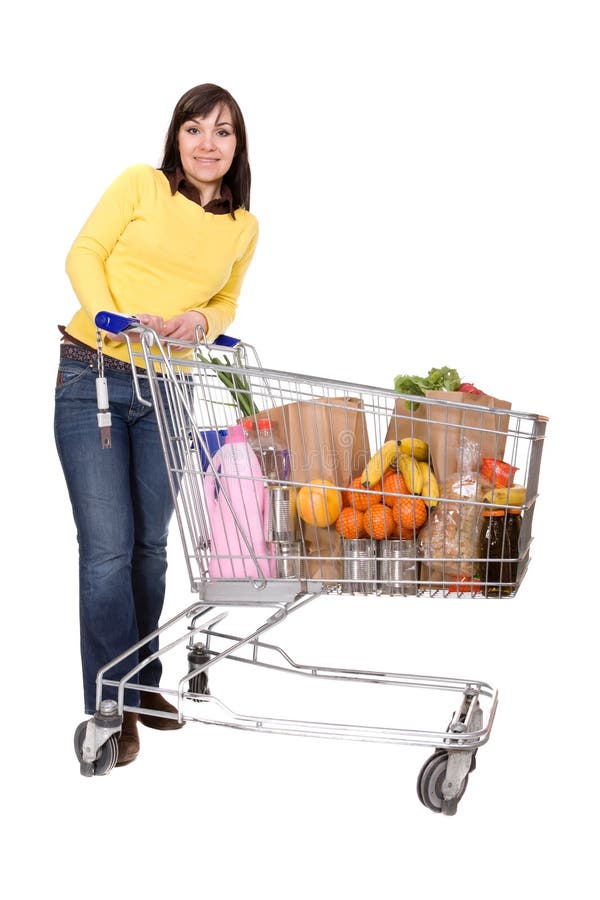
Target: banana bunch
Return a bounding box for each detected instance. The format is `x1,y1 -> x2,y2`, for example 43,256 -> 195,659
483,485 -> 527,506
416,459 -> 440,508
360,437 -> 440,508
360,440 -> 399,487
397,454 -> 440,507
397,452 -> 423,494
397,437 -> 429,461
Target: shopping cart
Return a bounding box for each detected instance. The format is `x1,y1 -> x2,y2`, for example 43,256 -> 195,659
74,313 -> 547,814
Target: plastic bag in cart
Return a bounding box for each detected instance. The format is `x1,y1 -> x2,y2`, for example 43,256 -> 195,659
418,441 -> 491,592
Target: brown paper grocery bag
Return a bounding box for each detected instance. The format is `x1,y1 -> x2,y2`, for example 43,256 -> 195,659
245,397 -> 370,580
282,397 -> 370,485
385,390 -> 512,485
283,397 -> 370,580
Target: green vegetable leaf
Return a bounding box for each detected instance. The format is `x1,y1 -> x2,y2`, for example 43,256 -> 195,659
426,366 -> 461,392
393,375 -> 426,398
394,366 -> 462,410
195,350 -> 259,417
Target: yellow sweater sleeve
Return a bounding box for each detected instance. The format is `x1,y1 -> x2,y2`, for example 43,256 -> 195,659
65,166 -> 143,320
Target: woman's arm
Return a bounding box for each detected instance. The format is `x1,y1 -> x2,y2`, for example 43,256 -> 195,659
65,166 -> 143,320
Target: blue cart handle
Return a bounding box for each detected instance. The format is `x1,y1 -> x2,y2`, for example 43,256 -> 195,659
94,311 -> 140,333
94,311 -> 240,347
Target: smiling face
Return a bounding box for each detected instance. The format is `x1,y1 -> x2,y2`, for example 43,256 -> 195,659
177,104 -> 237,204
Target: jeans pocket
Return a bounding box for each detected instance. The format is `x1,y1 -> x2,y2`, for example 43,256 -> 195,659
55,361 -> 93,395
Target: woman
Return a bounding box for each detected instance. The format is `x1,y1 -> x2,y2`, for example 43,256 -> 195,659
55,83 -> 258,767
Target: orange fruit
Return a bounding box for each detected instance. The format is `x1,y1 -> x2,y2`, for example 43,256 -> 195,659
389,519 -> 412,539
392,496 -> 428,531
368,481 -> 383,502
382,470 -> 408,506
363,503 -> 394,540
389,510 -> 418,541
342,476 -> 381,512
391,520 -> 420,540
336,506 -> 366,538
297,479 -> 342,527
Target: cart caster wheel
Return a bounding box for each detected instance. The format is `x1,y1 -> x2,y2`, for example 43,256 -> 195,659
189,671 -> 210,698
187,643 -> 211,701
74,721 -> 119,777
416,751 -> 469,815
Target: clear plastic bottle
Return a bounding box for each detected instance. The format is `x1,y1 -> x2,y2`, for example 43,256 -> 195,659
250,418 -> 290,484
241,418 -> 256,453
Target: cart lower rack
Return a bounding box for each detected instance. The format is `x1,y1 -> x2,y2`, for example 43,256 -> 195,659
74,315 -> 547,815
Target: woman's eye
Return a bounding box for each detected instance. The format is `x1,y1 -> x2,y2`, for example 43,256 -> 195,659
184,126 -> 233,138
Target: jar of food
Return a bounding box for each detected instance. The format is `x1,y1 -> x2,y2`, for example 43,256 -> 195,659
478,507 -> 514,596
505,507 -> 522,588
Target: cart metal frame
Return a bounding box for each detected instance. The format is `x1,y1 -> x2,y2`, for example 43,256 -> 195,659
74,317 -> 547,815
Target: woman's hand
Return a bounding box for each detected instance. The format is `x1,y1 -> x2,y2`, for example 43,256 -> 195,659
130,311 -> 208,347
162,311 -> 208,343
136,313 -> 166,336
105,313 -> 166,344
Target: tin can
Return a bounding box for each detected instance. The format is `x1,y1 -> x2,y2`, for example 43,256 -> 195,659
378,539 -> 420,595
341,539 -> 377,593
269,540 -> 304,579
265,485 -> 298,542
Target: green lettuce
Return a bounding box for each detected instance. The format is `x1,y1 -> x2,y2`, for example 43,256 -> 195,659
394,366 -> 461,410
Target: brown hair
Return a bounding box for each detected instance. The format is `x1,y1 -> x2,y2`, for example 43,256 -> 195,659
161,83 -> 251,210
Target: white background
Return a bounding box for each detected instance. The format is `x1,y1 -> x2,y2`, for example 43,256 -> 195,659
2,1 -> 597,897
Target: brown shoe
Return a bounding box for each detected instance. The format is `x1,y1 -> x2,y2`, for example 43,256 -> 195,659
116,712 -> 140,767
138,693 -> 185,730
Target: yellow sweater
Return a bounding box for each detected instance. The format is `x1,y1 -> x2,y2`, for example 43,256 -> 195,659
65,164 -> 258,362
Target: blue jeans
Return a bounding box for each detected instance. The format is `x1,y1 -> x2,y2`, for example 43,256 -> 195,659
54,358 -> 175,714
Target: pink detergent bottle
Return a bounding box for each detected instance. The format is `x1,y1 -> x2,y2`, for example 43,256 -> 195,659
204,425 -> 274,579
